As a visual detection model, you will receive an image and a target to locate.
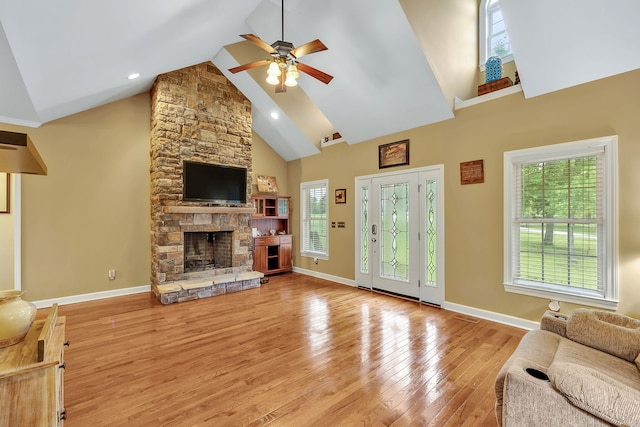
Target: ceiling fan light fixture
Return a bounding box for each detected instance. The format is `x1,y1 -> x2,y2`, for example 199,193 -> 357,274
284,75 -> 297,87
285,63 -> 300,87
267,61 -> 281,76
266,61 -> 282,85
228,0 -> 332,91
285,74 -> 297,87
287,63 -> 299,79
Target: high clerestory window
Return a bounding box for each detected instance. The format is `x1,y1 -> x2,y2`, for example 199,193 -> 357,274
479,0 -> 513,68
503,136 -> 618,310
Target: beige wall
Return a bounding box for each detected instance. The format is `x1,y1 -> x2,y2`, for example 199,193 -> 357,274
251,132 -> 289,196
289,69 -> 640,320
0,173 -> 14,289
1,94 -> 152,300
401,0 -> 479,104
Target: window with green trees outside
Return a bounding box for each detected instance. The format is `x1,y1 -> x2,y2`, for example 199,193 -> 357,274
300,179 -> 328,259
504,136 -> 618,309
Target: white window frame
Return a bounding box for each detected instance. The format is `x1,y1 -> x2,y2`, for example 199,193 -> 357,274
479,0 -> 514,69
300,179 -> 329,260
503,136 -> 618,310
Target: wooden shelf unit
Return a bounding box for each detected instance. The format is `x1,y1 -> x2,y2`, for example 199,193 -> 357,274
251,195 -> 292,275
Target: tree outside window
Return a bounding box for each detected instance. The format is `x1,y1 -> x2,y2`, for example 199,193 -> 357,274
480,0 -> 513,66
300,180 -> 329,259
504,136 -> 618,310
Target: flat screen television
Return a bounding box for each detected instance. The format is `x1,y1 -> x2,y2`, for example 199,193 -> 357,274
183,161 -> 247,205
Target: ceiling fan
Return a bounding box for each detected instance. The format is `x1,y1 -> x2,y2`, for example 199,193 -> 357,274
228,0 -> 333,93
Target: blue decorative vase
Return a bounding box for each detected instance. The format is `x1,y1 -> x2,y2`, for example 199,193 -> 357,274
485,56 -> 502,83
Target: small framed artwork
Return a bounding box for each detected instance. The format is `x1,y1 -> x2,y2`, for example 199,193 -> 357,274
256,175 -> 279,193
335,188 -> 346,204
379,139 -> 410,169
460,159 -> 484,185
0,173 -> 9,214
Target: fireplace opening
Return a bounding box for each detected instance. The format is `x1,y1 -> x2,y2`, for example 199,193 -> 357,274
184,231 -> 233,273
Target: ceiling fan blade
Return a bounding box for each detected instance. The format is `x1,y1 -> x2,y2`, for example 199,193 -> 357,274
290,39 -> 328,59
275,72 -> 287,93
240,34 -> 277,54
228,59 -> 271,74
296,62 -> 334,85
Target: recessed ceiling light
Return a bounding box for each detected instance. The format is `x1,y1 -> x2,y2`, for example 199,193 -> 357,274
270,111 -> 279,120
128,73 -> 140,80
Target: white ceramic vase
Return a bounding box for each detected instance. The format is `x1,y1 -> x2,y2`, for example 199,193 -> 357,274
0,290 -> 37,348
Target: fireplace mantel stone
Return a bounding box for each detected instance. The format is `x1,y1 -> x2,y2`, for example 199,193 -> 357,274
163,206 -> 255,215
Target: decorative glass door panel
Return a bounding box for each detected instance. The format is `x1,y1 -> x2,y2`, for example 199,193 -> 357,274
419,173 -> 443,305
357,172 -> 420,299
425,179 -> 437,286
356,167 -> 444,305
360,185 -> 369,274
277,197 -> 289,216
380,182 -> 409,281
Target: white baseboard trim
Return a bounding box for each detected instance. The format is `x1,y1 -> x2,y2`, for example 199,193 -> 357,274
32,285 -> 151,309
292,267 -> 356,288
442,301 -> 539,331
294,269 -> 538,331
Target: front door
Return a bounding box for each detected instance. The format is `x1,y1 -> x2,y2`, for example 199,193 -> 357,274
356,166 -> 444,305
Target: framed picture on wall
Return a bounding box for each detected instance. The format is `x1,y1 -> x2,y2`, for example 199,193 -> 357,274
335,188 -> 346,204
256,175 -> 279,193
0,173 -> 9,213
379,139 -> 409,169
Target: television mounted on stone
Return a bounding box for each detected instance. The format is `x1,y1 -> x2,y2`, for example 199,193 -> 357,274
183,161 -> 247,205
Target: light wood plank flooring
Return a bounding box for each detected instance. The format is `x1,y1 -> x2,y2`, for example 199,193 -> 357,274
54,273 -> 525,426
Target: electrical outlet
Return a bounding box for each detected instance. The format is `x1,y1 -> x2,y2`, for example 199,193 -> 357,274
108,269 -> 116,280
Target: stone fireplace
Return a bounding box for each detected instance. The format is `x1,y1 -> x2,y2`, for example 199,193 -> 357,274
184,231 -> 233,272
149,63 -> 262,304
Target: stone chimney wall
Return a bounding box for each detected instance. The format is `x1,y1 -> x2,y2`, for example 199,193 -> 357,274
149,63 -> 254,295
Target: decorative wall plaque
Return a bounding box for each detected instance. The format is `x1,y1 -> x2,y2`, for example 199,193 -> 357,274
460,160 -> 484,185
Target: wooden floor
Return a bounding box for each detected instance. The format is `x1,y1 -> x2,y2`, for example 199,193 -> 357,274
55,273 -> 525,426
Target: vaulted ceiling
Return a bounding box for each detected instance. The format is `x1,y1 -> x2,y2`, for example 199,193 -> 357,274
0,0 -> 638,161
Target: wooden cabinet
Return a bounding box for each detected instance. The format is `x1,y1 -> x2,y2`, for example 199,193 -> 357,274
0,304 -> 67,426
252,195 -> 292,275
277,197 -> 289,217
278,235 -> 292,270
253,244 -> 268,272
253,195 -> 289,219
253,234 -> 292,275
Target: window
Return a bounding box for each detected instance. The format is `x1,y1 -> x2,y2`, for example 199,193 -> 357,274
479,0 -> 513,67
300,179 -> 329,259
504,136 -> 618,309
